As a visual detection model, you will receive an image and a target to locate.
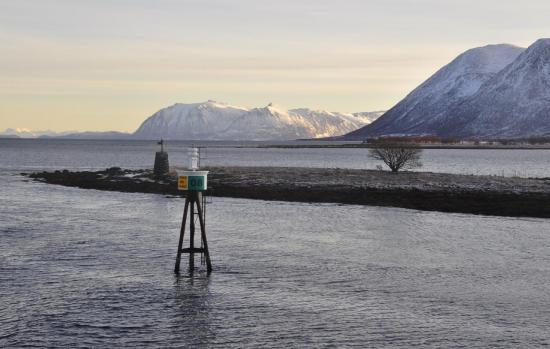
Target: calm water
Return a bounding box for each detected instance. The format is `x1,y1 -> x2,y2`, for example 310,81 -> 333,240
1,139 -> 550,348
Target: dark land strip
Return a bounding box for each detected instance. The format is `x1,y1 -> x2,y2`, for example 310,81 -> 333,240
25,167 -> 550,218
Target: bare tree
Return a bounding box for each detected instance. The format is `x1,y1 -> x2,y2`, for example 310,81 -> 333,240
369,144 -> 423,173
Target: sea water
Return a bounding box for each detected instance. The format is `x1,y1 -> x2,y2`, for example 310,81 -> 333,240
1,139 -> 549,347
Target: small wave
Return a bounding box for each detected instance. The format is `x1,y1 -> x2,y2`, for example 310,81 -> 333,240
72,323 -> 152,330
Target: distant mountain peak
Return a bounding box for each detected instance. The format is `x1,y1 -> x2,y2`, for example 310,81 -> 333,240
453,44 -> 524,74
531,38 -> 550,48
343,41 -> 531,140
448,38 -> 550,138
342,38 -> 550,140
133,101 -> 383,140
264,102 -> 287,113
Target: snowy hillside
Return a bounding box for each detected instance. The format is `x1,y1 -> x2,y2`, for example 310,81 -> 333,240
445,39 -> 550,138
343,44 -> 525,139
133,101 -> 380,140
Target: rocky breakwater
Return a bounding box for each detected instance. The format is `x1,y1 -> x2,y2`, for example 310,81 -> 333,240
26,167 -> 550,218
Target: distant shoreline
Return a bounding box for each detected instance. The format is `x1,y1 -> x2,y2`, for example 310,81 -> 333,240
3,137 -> 550,149
25,167 -> 550,219
255,144 -> 550,150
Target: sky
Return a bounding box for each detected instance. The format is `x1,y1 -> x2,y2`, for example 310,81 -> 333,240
0,0 -> 548,132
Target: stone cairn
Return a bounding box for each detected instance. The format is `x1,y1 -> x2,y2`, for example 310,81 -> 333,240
154,139 -> 169,178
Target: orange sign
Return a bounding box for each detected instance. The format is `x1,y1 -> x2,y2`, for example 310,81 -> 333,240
178,176 -> 188,190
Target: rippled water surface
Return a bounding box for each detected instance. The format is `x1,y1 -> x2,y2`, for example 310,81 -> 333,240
1,140 -> 550,347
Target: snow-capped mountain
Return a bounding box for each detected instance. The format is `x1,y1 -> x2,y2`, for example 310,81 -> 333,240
133,100 -> 380,140
343,43 -> 526,140
443,39 -> 550,138
0,128 -> 75,138
133,101 -> 249,140
0,128 -> 132,140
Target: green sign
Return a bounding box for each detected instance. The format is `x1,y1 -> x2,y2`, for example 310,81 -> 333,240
188,176 -> 205,191
178,175 -> 206,191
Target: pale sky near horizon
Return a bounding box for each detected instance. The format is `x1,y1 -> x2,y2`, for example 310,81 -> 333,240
0,0 -> 548,132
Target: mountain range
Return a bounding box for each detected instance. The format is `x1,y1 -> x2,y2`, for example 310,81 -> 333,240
5,38 -> 549,141
133,101 -> 383,140
344,38 -> 550,140
0,128 -> 75,138
2,103 -> 383,141
0,128 -> 133,140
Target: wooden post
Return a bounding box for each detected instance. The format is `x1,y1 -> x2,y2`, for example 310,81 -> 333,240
195,192 -> 212,273
189,193 -> 196,273
174,198 -> 190,274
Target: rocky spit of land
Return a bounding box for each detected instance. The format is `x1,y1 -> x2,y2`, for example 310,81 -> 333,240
25,167 -> 550,218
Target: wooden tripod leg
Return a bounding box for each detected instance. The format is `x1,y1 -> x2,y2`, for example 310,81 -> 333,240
189,193 -> 196,273
174,198 -> 190,274
195,192 -> 212,273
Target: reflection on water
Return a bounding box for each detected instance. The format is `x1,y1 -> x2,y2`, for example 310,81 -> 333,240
172,277 -> 214,347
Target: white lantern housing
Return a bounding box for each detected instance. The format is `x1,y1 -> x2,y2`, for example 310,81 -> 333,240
188,147 -> 199,170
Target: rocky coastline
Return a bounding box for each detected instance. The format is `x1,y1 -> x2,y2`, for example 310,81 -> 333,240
26,167 -> 550,218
